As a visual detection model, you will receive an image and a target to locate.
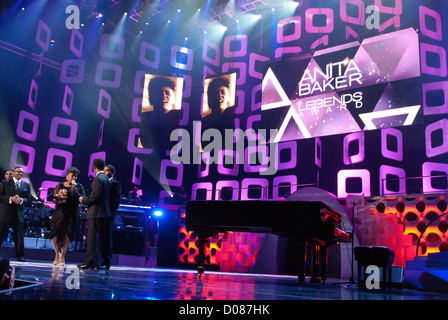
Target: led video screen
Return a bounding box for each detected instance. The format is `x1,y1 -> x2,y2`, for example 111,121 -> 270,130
262,28 -> 422,143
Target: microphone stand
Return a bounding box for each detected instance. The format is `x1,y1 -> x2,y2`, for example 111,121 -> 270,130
333,200 -> 357,287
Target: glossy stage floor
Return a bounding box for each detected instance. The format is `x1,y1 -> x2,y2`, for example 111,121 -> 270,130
3,260 -> 448,302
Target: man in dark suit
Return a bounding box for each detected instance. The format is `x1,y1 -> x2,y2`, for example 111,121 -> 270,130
104,165 -> 122,222
0,166 -> 32,261
78,158 -> 112,270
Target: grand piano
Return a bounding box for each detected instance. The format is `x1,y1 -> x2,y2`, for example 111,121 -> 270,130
185,189 -> 351,283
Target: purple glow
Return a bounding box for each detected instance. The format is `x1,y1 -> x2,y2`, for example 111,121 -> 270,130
277,16 -> 302,43
139,41 -> 160,69
337,169 -> 371,198
198,152 -> 210,178
132,98 -> 142,123
97,89 -> 111,119
160,159 -> 183,187
215,180 -> 240,200
10,143 -> 35,174
36,20 -> 51,52
375,0 -> 403,15
276,141 -> 297,171
244,146 -> 269,173
191,182 -> 213,200
95,62 -> 122,88
202,40 -> 220,66
421,43 -> 447,77
241,178 -> 269,200
419,6 -> 442,41
70,29 -> 83,58
425,119 -> 448,158
45,148 -> 73,177
249,53 -> 269,80
272,175 -> 298,200
218,150 -> 240,176
423,81 -> 448,115
340,0 -> 365,26
224,35 -> 247,58
343,132 -> 365,165
222,62 -> 246,85
379,165 -> 406,195
49,117 -> 78,146
381,128 -> 403,161
422,162 -> 448,193
132,157 -> 143,186
127,128 -> 152,154
28,79 -> 38,110
16,110 -> 39,142
62,85 -> 74,116
305,8 -> 334,33
99,34 -> 125,60
60,59 -> 85,84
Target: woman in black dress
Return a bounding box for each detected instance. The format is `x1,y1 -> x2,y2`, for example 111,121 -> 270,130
50,167 -> 85,266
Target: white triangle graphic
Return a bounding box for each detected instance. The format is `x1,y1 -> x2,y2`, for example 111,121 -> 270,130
261,68 -> 291,111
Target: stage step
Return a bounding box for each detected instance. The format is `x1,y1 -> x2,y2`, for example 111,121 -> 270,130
404,253 -> 448,293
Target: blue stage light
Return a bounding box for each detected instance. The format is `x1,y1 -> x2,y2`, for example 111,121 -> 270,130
153,210 -> 163,217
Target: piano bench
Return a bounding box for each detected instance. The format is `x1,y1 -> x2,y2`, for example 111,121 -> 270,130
354,246 -> 395,290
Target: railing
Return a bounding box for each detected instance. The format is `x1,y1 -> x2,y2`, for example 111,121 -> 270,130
380,174 -> 448,196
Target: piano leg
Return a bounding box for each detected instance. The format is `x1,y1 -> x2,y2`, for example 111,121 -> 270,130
197,234 -> 207,279
320,244 -> 329,283
310,243 -> 320,283
296,238 -> 307,282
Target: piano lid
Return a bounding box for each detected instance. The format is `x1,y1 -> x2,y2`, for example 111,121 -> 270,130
286,187 -> 346,219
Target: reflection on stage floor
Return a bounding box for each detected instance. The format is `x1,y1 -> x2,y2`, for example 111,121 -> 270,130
2,260 -> 448,301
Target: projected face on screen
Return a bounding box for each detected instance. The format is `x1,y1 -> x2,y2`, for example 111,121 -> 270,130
139,74 -> 184,150
262,28 -> 422,143
202,73 -> 236,117
142,75 -> 183,113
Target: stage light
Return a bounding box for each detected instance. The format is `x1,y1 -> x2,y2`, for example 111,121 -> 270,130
153,210 -> 163,217
177,9 -> 181,13
124,12 -> 127,15
97,13 -> 103,18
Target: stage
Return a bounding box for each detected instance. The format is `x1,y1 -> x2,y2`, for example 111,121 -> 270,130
2,259 -> 448,302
